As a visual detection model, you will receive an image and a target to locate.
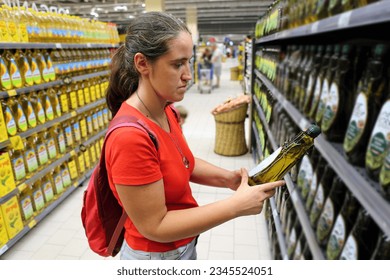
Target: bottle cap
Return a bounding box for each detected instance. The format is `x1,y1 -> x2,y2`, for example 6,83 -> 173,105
306,124 -> 321,138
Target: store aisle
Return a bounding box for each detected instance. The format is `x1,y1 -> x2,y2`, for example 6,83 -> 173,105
1,57 -> 272,260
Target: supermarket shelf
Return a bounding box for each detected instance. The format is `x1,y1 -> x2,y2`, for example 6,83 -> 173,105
256,1 -> 390,44
0,42 -> 119,50
0,70 -> 110,99
269,198 -> 289,260
255,70 -> 390,237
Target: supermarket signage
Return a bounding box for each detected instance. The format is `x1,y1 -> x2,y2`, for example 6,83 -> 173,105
2,0 -> 70,14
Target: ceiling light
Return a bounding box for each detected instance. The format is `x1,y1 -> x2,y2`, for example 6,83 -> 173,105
114,5 -> 128,11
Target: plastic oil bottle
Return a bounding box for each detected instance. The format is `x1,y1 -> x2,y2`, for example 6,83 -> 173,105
8,144 -> 27,184
41,174 -> 54,205
14,49 -> 34,87
63,120 -> 74,150
52,166 -> 65,195
60,163 -> 72,188
33,132 -> 49,169
38,90 -> 54,122
7,97 -> 28,133
18,94 -> 37,129
34,49 -> 50,83
47,87 -> 62,119
4,50 -> 23,89
52,124 -> 66,155
31,179 -> 45,214
0,50 -> 13,91
57,85 -> 69,114
25,49 -> 42,85
19,186 -> 35,223
23,136 -> 39,175
1,99 -> 17,137
43,128 -> 57,161
43,49 -> 56,81
28,91 -> 46,125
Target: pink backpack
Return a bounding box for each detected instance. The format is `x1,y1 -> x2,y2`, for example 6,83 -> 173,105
81,115 -> 158,257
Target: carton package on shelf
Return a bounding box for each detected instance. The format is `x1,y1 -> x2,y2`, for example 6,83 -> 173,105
0,151 -> 16,197
0,210 -> 9,247
1,195 -> 23,240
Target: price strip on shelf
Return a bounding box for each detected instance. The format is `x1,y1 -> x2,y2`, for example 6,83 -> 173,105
17,183 -> 28,193
7,89 -> 17,97
28,219 -> 37,229
310,22 -> 319,34
9,136 -> 24,150
338,11 -> 352,28
55,43 -> 62,49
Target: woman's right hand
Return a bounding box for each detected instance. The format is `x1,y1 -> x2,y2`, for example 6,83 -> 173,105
230,168 -> 285,217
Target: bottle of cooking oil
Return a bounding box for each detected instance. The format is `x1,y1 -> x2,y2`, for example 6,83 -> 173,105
305,156 -> 327,212
46,87 -> 62,118
309,45 -> 333,120
31,179 -> 45,213
25,49 -> 42,85
8,146 -> 27,184
71,118 -> 81,144
34,49 -> 50,83
23,136 -> 39,174
4,50 -> 23,89
8,97 -> 28,133
0,7 -> 12,42
42,128 -> 57,161
43,49 -> 56,82
371,231 -> 390,259
51,166 -> 64,195
28,91 -> 46,125
38,90 -> 54,122
63,120 -> 74,150
19,186 -> 35,222
380,147 -> 390,198
68,83 -> 78,110
89,79 -> 97,102
339,208 -> 379,259
343,44 -> 389,166
1,99 -> 17,137
365,85 -> 390,181
67,155 -> 79,181
297,148 -> 320,200
315,45 -> 340,125
76,81 -> 85,107
60,162 -> 72,188
50,125 -> 66,155
51,49 -> 63,76
41,174 -> 54,204
18,94 -> 37,129
57,85 -> 69,114
0,50 -> 13,90
82,79 -> 91,104
248,124 -> 321,185
297,45 -> 316,110
316,177 -> 346,246
14,49 -> 34,87
33,132 -> 49,168
326,190 -> 360,259
321,45 -> 358,141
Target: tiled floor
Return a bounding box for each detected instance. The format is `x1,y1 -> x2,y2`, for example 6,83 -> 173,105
1,57 -> 272,260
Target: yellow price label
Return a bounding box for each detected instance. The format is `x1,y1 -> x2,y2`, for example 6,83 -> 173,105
9,136 -> 24,150
70,150 -> 76,157
28,219 -> 37,229
71,111 -> 77,117
7,89 -> 17,97
17,183 -> 28,192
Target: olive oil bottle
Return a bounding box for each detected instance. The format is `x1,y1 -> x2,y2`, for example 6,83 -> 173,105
326,190 -> 360,259
248,124 -> 321,185
370,231 -> 390,259
305,156 -> 327,212
297,148 -> 320,200
365,85 -> 390,180
343,44 -> 389,166
297,45 -> 316,110
339,208 -> 379,259
315,176 -> 346,246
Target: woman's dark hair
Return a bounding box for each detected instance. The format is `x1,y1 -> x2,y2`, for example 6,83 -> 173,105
106,12 -> 191,116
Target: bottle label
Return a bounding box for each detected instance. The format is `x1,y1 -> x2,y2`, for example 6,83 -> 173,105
92,112 -> 99,131
322,82 -> 339,131
0,58 -> 12,90
78,154 -> 85,173
90,86 -> 96,101
73,121 -> 81,142
297,155 -> 313,199
60,93 -> 69,113
86,115 -> 93,133
103,108 -> 109,124
326,214 -> 347,259
84,150 -> 91,169
366,100 -> 390,172
68,159 -> 78,180
316,198 -> 335,243
70,91 -> 78,109
25,148 -> 38,173
343,93 -> 368,153
90,145 -> 97,163
37,142 -> 49,166
80,118 -> 87,138
77,89 -> 85,107
340,235 -> 358,260
16,104 -> 28,132
11,155 -> 26,181
84,88 -> 91,104
97,110 -> 104,128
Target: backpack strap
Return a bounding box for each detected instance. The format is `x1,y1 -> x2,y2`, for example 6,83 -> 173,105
101,115 -> 158,256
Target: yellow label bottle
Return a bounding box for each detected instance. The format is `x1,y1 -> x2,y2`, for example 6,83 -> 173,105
19,186 -> 35,222
44,50 -> 56,81
76,81 -> 85,107
33,132 -> 49,168
71,118 -> 81,144
43,128 -> 57,160
0,100 -> 9,142
34,49 -> 50,83
29,91 -> 46,125
52,124 -> 66,154
47,87 -> 62,118
89,79 -> 97,102
8,146 -> 27,183
68,83 -> 78,110
38,90 -> 54,121
25,49 -> 42,85
67,156 -> 79,181
8,97 -> 28,133
1,99 -> 17,137
41,174 -> 54,204
52,166 -> 65,195
18,95 -> 37,129
63,120 -> 74,149
57,85 -> 69,113
0,51 -> 13,90
32,179 -> 45,213
79,115 -> 88,141
14,49 -> 34,87
23,136 -> 39,174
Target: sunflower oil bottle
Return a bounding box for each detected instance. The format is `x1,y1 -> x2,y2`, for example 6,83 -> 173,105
46,88 -> 61,119
3,5 -> 20,42
57,85 -> 69,114
0,99 -> 9,143
19,185 -> 35,223
25,49 -> 42,85
38,90 -> 54,122
18,95 -> 36,130
63,120 -> 74,150
8,144 -> 27,184
14,50 -> 33,87
8,97 -> 28,133
60,163 -> 72,188
13,7 -> 28,42
31,179 -> 45,214
0,50 -> 12,90
28,91 -> 46,125
43,128 -> 57,161
4,50 -> 23,89
43,49 -> 56,81
52,124 -> 66,155
52,166 -> 65,195
33,132 -> 49,169
68,82 -> 78,111
34,49 -> 50,83
1,99 -> 17,137
0,6 -> 12,42
22,136 -> 39,175
41,174 -> 54,205
71,117 -> 81,145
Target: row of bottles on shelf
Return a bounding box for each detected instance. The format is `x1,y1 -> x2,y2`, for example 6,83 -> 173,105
256,110 -> 390,259
0,134 -> 105,247
0,75 -> 109,142
0,48 -> 112,91
255,0 -> 378,38
255,42 -> 390,197
0,104 -> 110,198
0,5 -> 119,44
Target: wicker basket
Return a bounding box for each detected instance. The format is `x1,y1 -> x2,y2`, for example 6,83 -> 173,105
213,103 -> 248,156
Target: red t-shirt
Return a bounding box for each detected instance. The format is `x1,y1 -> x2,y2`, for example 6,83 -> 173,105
105,102 -> 198,252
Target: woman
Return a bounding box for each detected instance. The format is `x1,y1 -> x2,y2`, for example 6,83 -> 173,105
105,11 -> 284,260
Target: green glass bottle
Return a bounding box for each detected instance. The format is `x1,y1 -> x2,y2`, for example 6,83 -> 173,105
343,44 -> 389,166
248,124 -> 321,185
370,232 -> 390,259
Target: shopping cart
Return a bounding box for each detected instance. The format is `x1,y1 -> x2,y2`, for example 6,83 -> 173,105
198,62 -> 213,94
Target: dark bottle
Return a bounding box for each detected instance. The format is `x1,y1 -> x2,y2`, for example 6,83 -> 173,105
315,0 -> 331,21
297,45 -> 316,111
276,45 -> 293,91
371,232 -> 390,259
315,176 -> 347,246
292,45 -> 310,106
287,46 -> 304,102
315,45 -> 341,125
297,148 -> 320,200
292,231 -> 306,260
379,146 -> 390,198
287,210 -> 302,258
343,44 -> 389,166
280,189 -> 293,233
282,45 -> 299,98
321,45 -> 358,142
309,45 -> 333,121
309,165 -> 336,227
339,208 -> 379,260
305,156 -> 327,212
328,0 -> 343,15
303,45 -> 324,116
325,192 -> 360,260
365,81 -> 390,181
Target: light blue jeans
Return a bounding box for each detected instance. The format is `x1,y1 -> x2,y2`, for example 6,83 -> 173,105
120,238 -> 197,260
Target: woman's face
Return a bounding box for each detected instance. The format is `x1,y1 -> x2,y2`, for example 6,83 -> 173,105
148,31 -> 193,103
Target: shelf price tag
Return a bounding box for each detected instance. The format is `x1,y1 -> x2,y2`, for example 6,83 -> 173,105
28,219 -> 37,229
7,89 -> 17,97
338,11 -> 352,28
17,183 -> 28,193
9,136 -> 24,150
55,43 -> 62,48
310,22 -> 319,33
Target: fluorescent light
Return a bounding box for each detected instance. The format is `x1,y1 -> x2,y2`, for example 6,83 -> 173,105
114,5 -> 127,11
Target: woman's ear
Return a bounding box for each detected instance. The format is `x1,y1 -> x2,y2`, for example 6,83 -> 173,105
134,53 -> 150,75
